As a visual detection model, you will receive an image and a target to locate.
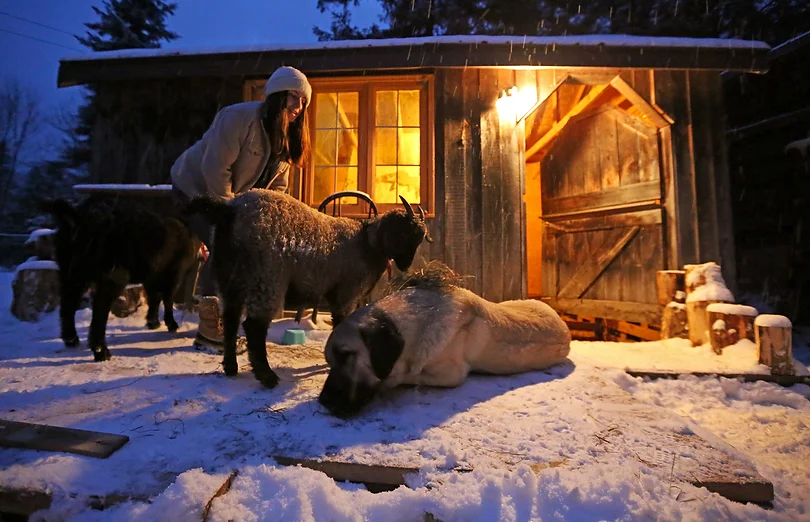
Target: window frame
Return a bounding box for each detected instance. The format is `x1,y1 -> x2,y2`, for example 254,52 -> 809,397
307,74 -> 434,217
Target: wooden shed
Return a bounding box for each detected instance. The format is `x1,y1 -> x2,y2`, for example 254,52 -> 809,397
57,35 -> 770,329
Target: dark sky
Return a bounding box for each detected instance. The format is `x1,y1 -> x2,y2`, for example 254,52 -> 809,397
0,0 -> 382,164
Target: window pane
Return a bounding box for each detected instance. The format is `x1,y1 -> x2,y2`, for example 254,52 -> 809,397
315,93 -> 337,128
373,165 -> 399,204
314,129 -> 336,167
398,127 -> 420,166
337,92 -> 359,129
399,90 -> 420,127
397,166 -> 421,204
336,167 -> 358,204
376,90 -> 397,126
337,129 -> 358,166
313,167 -> 336,204
375,128 -> 397,165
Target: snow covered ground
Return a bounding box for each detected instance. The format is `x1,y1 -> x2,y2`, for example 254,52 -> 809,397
1,270 -> 809,521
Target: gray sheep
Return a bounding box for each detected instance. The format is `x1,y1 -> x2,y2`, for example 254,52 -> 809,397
185,189 -> 431,388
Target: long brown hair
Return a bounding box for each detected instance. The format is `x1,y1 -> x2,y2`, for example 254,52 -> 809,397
262,91 -> 311,168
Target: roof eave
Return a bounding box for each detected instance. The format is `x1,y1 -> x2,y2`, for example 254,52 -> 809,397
57,42 -> 770,88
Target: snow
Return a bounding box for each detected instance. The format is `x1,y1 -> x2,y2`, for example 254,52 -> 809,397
785,137 -> 810,157
0,269 -> 809,521
707,303 -> 759,316
756,314 -> 794,329
59,34 -> 771,63
14,259 -> 59,272
684,262 -> 736,303
73,184 -> 172,192
24,229 -> 55,245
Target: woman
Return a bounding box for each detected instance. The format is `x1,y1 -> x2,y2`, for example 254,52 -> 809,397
171,65 -> 312,348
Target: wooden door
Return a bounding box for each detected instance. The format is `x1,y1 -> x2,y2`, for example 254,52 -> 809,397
539,104 -> 665,325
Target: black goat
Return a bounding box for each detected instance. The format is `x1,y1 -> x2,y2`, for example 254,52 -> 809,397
185,189 -> 430,388
41,196 -> 200,361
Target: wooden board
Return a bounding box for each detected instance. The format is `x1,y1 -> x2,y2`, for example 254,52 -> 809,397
0,419 -> 129,459
625,370 -> 810,387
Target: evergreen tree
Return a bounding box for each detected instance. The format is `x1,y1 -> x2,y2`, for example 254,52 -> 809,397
69,0 -> 179,175
315,0 -> 810,46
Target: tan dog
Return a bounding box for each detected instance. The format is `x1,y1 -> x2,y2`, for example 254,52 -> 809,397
318,270 -> 571,417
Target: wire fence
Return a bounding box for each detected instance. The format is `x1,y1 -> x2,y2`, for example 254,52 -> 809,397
0,233 -> 32,269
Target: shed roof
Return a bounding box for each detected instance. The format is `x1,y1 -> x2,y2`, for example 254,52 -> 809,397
57,34 -> 770,87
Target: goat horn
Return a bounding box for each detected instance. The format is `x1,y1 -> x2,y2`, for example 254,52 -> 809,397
399,195 -> 414,217
417,205 -> 426,222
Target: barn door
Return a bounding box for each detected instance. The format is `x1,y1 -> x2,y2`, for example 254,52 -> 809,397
526,76 -> 671,326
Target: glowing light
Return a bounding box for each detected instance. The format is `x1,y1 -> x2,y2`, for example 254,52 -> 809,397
496,85 -> 538,123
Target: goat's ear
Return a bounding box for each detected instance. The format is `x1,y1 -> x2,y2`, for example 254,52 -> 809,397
359,308 -> 404,380
365,219 -> 383,250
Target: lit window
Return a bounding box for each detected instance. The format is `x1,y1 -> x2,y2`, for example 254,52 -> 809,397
247,76 -> 433,215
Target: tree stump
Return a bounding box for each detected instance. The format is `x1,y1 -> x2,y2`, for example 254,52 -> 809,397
10,261 -> 60,322
684,262 -> 734,346
656,270 -> 686,306
706,303 -> 758,354
755,315 -> 793,375
661,302 -> 688,339
110,284 -> 144,318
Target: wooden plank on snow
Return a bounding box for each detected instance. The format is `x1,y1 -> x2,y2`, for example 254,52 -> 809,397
558,226 -> 640,299
0,419 -> 129,459
273,456 -> 420,491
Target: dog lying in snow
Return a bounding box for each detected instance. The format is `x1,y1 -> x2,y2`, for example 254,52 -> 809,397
318,263 -> 571,416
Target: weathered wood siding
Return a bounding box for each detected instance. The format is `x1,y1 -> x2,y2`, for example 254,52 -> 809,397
434,68 -> 525,302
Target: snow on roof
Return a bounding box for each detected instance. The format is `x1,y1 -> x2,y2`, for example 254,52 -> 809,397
59,34 -> 771,62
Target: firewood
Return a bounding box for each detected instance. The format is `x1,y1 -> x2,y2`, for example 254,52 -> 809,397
661,301 -> 688,339
10,262 -> 60,323
110,284 -> 144,318
755,315 -> 794,375
684,262 -> 734,346
656,270 -> 686,306
706,303 -> 758,355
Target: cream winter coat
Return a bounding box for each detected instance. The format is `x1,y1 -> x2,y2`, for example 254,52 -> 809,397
170,101 -> 290,200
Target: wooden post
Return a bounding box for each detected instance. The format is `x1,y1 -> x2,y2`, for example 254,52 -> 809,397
755,315 -> 793,375
656,270 -> 686,306
661,302 -> 689,339
706,303 -> 758,355
684,262 -> 734,346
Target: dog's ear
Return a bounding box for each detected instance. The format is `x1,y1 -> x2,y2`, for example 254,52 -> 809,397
359,308 -> 404,380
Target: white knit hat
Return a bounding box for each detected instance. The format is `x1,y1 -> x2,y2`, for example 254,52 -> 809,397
263,66 -> 312,106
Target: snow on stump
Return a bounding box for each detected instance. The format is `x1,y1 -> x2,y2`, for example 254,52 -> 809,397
706,303 -> 758,355
684,262 -> 734,347
656,269 -> 686,306
24,229 -> 56,260
755,314 -> 793,375
660,302 -> 689,339
110,284 -> 144,318
10,260 -> 60,322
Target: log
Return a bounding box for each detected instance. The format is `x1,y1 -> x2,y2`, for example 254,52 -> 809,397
706,303 -> 758,355
660,301 -> 688,339
110,284 -> 144,318
10,262 -> 60,323
755,315 -> 794,375
656,270 -> 686,306
684,262 -> 734,346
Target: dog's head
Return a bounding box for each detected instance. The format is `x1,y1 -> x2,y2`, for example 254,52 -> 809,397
367,196 -> 433,271
318,307 -> 405,417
